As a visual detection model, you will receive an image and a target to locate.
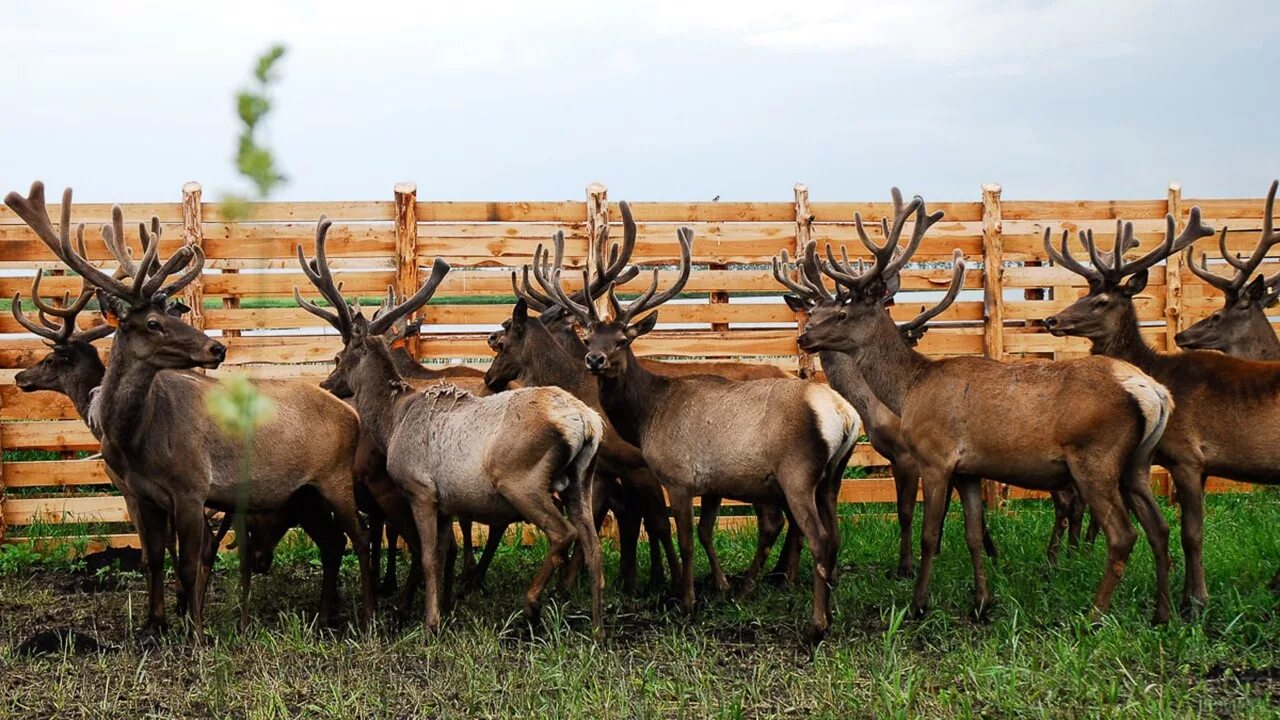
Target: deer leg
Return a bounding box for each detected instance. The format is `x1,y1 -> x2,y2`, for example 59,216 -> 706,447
1084,510 -> 1101,546
560,474 -> 611,592
766,516 -> 803,586
137,501 -> 171,635
563,472 -> 605,636
957,477 -> 992,617
911,470 -> 951,617
698,495 -> 731,594
1121,470 -> 1172,624
668,487 -> 698,611
1048,489 -> 1069,566
1067,492 -> 1085,551
300,511 -> 346,627
892,461 -> 918,578
737,503 -> 785,599
1067,458 -> 1138,622
504,493 -> 578,624
438,519 -> 457,615
636,480 -> 680,592
778,475 -> 833,645
1168,463 -> 1209,615
408,498 -> 442,633
173,500 -> 212,639
459,518 -> 477,575
314,480 -> 374,631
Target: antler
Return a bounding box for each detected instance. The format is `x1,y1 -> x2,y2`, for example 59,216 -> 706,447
818,188 -> 943,295
294,216 -> 354,340
1184,181 -> 1280,296
11,271 -> 113,346
1047,207 -> 1214,288
368,258 -> 450,336
897,250 -> 966,343
607,227 -> 694,326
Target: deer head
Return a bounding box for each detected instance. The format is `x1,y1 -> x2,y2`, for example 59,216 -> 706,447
1043,207 -> 1214,342
11,267 -> 115,394
1175,181 -> 1280,354
294,215 -> 450,398
3,182 -> 219,371
534,201 -> 693,378
781,188 -> 950,355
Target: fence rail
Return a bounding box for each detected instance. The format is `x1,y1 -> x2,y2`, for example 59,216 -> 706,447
1,180 -> 1270,546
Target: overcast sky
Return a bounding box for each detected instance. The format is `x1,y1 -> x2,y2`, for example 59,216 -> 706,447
3,1 -> 1277,204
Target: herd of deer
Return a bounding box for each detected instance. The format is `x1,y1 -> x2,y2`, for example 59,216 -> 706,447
5,179 -> 1280,644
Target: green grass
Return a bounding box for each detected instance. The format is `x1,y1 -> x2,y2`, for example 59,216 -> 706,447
3,495 -> 1280,718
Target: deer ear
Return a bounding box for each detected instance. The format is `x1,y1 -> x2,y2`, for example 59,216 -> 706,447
166,301 -> 191,317
782,294 -> 809,313
512,299 -> 528,328
627,312 -> 658,340
862,278 -> 887,305
1121,270 -> 1148,296
1244,275 -> 1266,304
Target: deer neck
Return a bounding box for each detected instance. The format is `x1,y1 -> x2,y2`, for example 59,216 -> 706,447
520,322 -> 598,399
349,347 -> 416,454
595,347 -> 672,448
64,363 -> 107,428
1236,321 -> 1280,361
1089,304 -> 1159,370
843,312 -> 930,416
389,345 -> 432,378
818,350 -> 884,421
96,339 -> 165,452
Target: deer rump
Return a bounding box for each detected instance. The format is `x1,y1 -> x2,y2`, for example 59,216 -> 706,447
898,356 -> 1170,488
383,385 -> 604,522
99,372 -> 359,511
620,377 -> 860,500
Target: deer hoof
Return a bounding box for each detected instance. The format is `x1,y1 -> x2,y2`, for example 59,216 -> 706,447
805,623 -> 829,647
888,564 -> 915,580
523,600 -> 542,622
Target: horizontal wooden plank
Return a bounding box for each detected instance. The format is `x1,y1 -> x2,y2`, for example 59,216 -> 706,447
0,386 -> 81,420
3,459 -> 110,488
1001,200 -> 1169,221
3,495 -> 127,525
1,420 -> 98,451
809,201 -> 983,223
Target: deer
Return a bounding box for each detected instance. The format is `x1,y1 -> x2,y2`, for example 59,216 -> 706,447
1175,180 -> 1280,360
296,218 -> 608,634
488,213 -> 798,594
773,239 -> 1005,576
535,215 -> 861,643
791,187 -> 1175,623
1042,196 -> 1280,611
10,267 -> 355,629
4,182 -> 375,637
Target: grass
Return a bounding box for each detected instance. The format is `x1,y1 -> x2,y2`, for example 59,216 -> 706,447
2,495 -> 1280,718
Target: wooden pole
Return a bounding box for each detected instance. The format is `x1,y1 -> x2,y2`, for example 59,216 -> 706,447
981,183 -> 1006,507
1165,182 -> 1185,347
586,183 -> 608,318
793,184 -> 817,378
394,182 -> 420,359
180,182 -> 206,331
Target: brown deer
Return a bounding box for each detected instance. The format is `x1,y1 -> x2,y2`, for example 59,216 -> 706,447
490,215 -> 800,595
536,215 -> 861,643
773,239 -> 1001,576
296,219 -> 608,634
1175,180 -> 1280,359
4,182 -> 374,637
11,269 -> 353,628
795,188 -> 1174,623
1043,201 -> 1280,611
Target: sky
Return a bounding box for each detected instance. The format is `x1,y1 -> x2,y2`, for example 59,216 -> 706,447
2,0 -> 1277,204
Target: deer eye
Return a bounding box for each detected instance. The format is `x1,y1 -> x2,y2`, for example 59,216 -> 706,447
146,319 -> 163,332
837,310 -> 848,321
1091,296 -> 1109,308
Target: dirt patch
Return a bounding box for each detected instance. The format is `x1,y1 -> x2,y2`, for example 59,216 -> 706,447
14,628 -> 113,657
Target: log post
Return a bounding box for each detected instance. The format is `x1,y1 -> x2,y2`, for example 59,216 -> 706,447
586,183 -> 609,318
793,184 -> 817,378
394,182 -> 420,359
981,183 -> 1006,507
1161,182 -> 1185,499
1164,182 -> 1185,347
180,182 -> 206,331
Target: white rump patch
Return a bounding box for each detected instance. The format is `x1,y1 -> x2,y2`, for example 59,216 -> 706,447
807,385 -> 862,459
87,386 -> 104,435
1110,365 -> 1174,446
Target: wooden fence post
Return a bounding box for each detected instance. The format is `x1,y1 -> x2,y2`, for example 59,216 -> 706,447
981,183 -> 1006,507
1161,182 -> 1185,498
793,184 -> 816,378
586,183 -> 609,319
394,183 -> 420,359
180,182 -> 206,331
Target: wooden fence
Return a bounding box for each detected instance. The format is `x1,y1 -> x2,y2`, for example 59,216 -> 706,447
0,180 -> 1272,548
